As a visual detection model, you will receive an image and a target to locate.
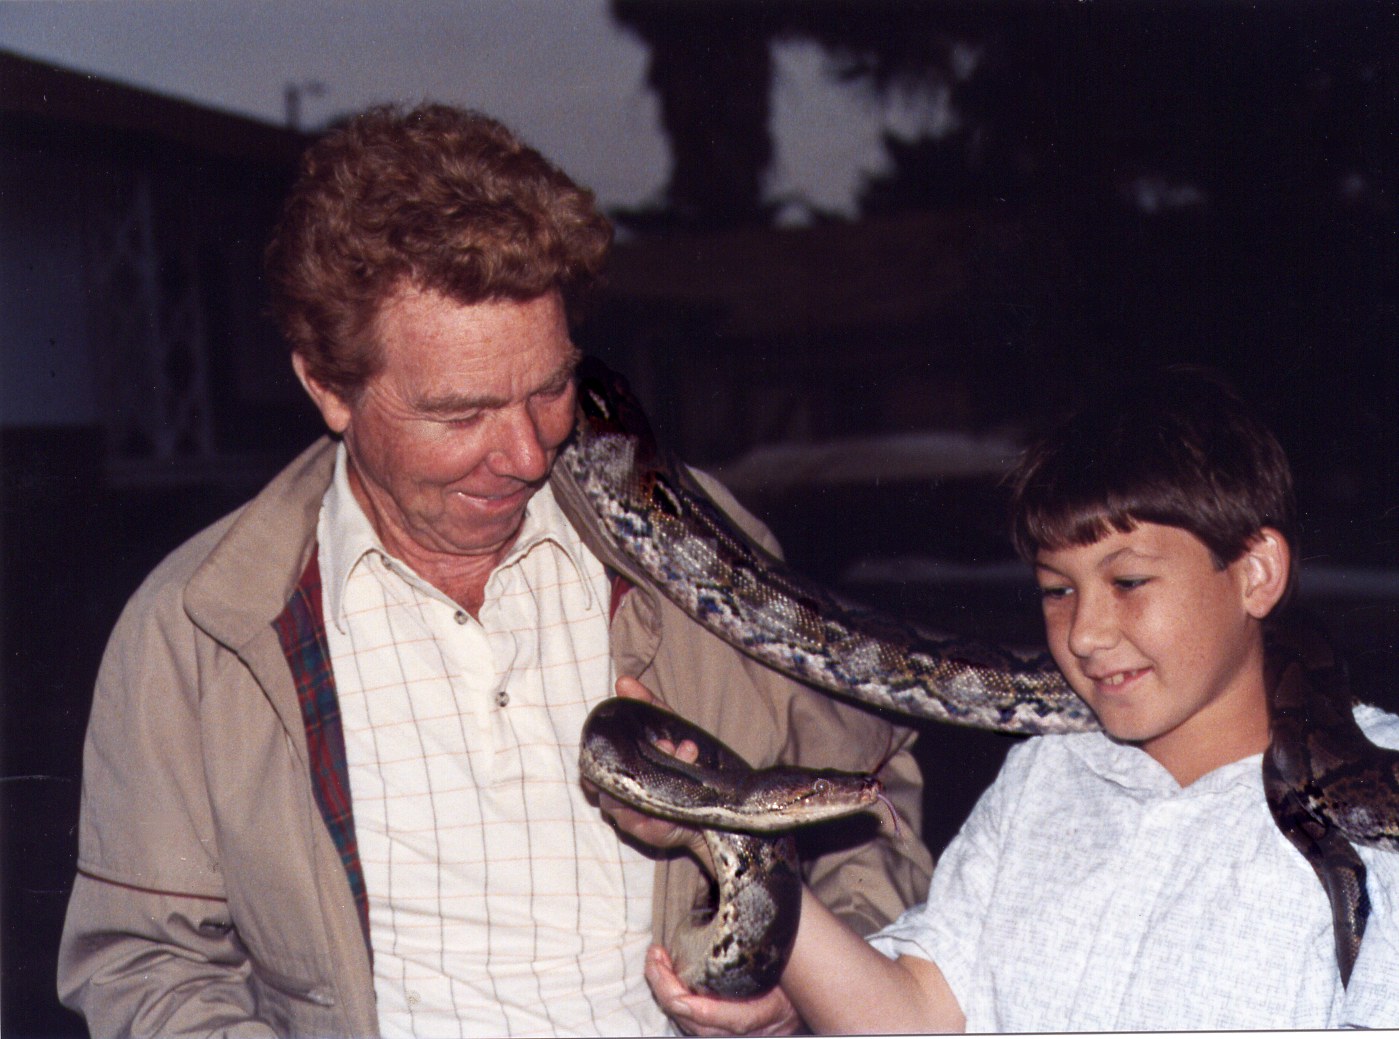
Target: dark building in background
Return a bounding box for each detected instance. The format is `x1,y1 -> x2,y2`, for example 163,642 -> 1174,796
1,52 -> 318,1036
1,50 -> 317,484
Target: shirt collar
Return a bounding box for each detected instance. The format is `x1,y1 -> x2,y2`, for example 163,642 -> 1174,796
1066,731 -> 1264,798
319,442 -> 382,632
318,442 -> 593,631
496,471 -> 596,611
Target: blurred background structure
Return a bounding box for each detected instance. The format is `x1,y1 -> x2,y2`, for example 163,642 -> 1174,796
2,2 -> 1395,1033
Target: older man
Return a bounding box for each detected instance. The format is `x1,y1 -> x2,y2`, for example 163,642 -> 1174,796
58,103 -> 932,1037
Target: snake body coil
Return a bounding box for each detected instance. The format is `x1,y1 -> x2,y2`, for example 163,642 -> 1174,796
563,356 -> 1399,991
579,698 -> 882,996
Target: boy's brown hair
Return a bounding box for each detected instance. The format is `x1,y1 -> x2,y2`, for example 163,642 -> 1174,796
1008,366 -> 1298,601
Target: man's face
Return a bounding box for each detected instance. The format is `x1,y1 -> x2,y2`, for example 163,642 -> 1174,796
301,286 -> 579,566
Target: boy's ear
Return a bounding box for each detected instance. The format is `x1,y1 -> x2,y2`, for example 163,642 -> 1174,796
292,353 -> 353,435
1240,527 -> 1290,619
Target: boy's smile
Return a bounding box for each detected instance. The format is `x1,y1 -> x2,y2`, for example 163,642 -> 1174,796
1034,522 -> 1286,785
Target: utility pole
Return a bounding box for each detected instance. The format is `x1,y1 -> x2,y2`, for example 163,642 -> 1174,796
284,80 -> 327,131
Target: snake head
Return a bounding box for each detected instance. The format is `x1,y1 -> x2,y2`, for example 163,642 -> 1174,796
575,356 -> 655,441
736,767 -> 884,830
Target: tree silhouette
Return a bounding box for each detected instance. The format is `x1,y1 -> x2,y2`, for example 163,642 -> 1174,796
606,1 -> 1395,571
612,1 -> 1394,228
612,1 -> 782,230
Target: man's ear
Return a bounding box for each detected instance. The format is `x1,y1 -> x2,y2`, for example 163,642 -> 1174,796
1240,527 -> 1291,619
292,353 -> 353,435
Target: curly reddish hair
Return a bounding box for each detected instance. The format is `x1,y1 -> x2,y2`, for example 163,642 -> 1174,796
265,103 -> 613,399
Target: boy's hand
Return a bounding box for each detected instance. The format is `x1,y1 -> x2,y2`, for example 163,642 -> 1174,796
644,945 -> 802,1036
591,677 -> 709,863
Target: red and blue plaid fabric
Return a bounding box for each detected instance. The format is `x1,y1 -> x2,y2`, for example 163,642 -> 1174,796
272,550 -> 371,955
606,568 -> 633,622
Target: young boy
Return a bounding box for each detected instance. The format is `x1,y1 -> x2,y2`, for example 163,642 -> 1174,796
620,367 -> 1399,1032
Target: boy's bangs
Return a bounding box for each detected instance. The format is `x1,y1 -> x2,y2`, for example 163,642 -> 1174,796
1019,494 -> 1144,555
1008,367 -> 1297,580
1015,473 -> 1216,561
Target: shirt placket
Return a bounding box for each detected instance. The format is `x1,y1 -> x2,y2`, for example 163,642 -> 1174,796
481,565 -> 534,787
394,562 -> 500,783
1078,794 -> 1181,1029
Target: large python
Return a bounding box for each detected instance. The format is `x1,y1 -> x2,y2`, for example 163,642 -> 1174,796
580,697 -> 884,996
563,356 -> 1399,990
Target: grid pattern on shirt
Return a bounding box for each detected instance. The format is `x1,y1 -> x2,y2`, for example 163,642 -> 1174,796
323,489 -> 666,1037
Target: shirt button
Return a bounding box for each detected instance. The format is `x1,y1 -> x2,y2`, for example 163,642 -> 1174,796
454,610 -> 468,625
495,690 -> 510,707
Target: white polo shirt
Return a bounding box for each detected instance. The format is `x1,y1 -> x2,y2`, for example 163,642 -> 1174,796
318,444 -> 667,1037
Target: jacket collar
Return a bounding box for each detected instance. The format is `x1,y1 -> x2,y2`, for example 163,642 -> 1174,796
184,437 -> 335,651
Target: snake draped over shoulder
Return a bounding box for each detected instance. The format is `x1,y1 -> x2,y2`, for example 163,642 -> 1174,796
562,355 -> 1399,990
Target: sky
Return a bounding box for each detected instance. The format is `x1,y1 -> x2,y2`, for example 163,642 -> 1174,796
0,0 -> 937,216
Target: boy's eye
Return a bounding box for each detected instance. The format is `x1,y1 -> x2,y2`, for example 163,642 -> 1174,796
1113,577 -> 1150,591
1038,585 -> 1071,601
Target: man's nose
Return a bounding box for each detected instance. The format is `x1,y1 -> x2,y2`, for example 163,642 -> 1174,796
489,404 -> 552,482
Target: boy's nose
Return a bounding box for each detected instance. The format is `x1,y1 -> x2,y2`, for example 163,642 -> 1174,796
1066,596 -> 1118,658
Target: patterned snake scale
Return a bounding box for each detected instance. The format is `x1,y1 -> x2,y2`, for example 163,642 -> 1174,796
565,356 -> 1399,991
579,698 -> 883,996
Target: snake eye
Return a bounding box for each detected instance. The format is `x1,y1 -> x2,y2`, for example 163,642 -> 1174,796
582,387 -> 612,422
813,779 -> 831,797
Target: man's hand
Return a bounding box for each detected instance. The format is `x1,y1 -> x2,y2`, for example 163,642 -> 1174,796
644,946 -> 803,1036
594,679 -> 800,1034
590,677 -> 706,859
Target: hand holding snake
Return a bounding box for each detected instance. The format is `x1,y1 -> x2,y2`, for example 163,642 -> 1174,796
591,679 -> 808,1035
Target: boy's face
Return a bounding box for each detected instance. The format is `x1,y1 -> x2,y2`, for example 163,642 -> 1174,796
1034,522 -> 1287,784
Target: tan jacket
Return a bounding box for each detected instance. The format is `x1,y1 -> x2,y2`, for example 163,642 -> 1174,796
58,438 -> 933,1038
